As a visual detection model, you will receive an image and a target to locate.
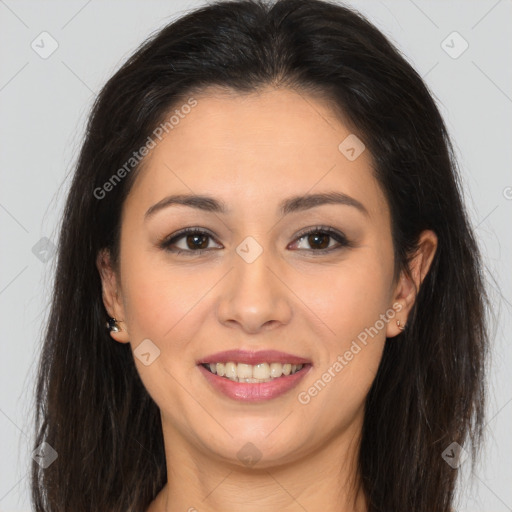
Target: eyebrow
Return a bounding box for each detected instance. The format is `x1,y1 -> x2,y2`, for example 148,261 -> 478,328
144,191 -> 369,220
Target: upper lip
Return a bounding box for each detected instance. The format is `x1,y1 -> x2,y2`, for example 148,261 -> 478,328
197,349 -> 311,366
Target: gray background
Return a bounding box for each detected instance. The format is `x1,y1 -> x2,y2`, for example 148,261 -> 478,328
0,0 -> 510,510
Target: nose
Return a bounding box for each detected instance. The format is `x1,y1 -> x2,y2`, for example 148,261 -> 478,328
216,241 -> 293,334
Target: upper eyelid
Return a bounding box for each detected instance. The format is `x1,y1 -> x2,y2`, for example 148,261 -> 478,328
165,227 -> 219,244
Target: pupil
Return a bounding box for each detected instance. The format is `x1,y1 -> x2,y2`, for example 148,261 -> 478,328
309,233 -> 329,249
187,234 -> 208,250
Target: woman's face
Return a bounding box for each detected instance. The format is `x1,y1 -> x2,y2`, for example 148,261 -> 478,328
98,87 -> 434,469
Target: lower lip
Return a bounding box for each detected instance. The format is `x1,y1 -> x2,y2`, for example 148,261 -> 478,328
198,364 -> 312,402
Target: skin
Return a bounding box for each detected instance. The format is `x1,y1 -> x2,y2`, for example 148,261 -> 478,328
97,86 -> 437,512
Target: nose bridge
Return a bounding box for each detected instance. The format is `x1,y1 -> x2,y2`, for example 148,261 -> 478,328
216,235 -> 292,332
235,237 -> 275,293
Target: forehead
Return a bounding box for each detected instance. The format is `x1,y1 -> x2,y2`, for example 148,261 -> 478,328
126,87 -> 388,220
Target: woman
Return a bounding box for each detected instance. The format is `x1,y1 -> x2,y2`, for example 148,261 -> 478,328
31,0 -> 489,511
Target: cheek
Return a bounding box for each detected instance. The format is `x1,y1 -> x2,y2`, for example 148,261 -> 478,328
296,260 -> 390,432
121,246 -> 210,342
120,253 -> 210,410
302,248 -> 393,401
313,254 -> 394,340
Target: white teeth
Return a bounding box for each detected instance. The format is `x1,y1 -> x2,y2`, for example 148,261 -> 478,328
224,362 -> 237,379
270,362 -> 282,378
237,363 -> 253,379
253,363 -> 270,380
216,363 -> 225,377
203,361 -> 305,382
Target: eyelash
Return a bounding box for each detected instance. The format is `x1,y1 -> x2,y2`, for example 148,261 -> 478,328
158,225 -> 352,256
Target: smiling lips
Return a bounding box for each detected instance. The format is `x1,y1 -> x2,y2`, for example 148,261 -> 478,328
197,349 -> 312,401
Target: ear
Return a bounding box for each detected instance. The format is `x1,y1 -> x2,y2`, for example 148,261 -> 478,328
386,229 -> 438,338
96,248 -> 130,343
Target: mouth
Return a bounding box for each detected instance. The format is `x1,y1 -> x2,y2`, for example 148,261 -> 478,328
196,350 -> 312,401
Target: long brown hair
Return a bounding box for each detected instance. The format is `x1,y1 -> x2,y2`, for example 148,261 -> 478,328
31,1 -> 490,510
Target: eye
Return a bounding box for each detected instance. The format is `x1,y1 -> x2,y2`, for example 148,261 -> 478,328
159,225 -> 352,256
158,228 -> 221,256
288,225 -> 352,254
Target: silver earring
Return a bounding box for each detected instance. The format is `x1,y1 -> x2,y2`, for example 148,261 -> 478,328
106,317 -> 120,332
396,319 -> 406,331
